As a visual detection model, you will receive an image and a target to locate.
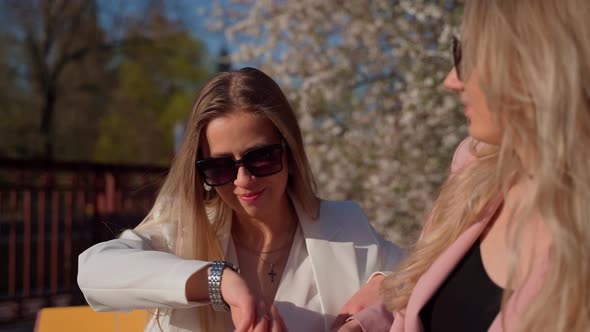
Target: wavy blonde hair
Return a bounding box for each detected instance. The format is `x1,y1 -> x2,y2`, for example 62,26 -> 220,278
381,0 -> 590,331
135,67 -> 320,331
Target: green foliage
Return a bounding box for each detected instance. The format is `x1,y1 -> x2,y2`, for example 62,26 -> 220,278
94,25 -> 209,165
0,1 -> 210,164
0,33 -> 39,158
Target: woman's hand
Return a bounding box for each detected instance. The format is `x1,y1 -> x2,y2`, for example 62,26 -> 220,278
185,264 -> 259,330
186,264 -> 285,331
249,303 -> 288,332
219,268 -> 258,332
335,319 -> 362,332
331,274 -> 385,330
270,305 -> 288,332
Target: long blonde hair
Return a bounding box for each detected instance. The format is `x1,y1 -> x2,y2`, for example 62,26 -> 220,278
382,1 -> 590,331
135,67 -> 320,331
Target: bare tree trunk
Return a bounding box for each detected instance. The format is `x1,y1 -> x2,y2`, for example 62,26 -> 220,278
41,85 -> 56,160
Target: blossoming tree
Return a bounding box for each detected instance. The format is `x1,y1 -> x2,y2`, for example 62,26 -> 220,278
211,0 -> 466,244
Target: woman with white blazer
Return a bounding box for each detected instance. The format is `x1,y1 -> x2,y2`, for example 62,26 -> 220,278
77,67 -> 403,332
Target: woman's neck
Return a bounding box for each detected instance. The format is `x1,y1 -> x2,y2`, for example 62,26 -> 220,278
231,196 -> 298,252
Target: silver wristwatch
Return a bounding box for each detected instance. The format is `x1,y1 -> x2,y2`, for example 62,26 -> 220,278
208,261 -> 239,311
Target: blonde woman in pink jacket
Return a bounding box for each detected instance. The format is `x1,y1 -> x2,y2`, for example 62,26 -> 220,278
336,0 -> 590,331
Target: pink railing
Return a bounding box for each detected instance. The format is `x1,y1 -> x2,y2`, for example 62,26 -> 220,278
0,159 -> 167,323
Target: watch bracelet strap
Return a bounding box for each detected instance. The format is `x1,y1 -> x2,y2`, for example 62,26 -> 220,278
208,261 -> 239,311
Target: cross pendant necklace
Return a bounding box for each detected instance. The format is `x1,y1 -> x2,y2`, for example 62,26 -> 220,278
267,263 -> 277,283
234,225 -> 296,283
251,252 -> 282,283
235,243 -> 284,283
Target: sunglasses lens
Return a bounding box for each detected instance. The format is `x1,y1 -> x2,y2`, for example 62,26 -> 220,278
197,158 -> 236,186
196,143 -> 284,186
243,145 -> 283,177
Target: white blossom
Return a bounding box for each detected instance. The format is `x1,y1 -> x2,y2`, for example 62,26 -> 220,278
209,0 -> 466,245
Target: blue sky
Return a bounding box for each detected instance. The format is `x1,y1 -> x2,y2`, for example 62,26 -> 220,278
98,0 -> 232,65
170,1 -> 230,59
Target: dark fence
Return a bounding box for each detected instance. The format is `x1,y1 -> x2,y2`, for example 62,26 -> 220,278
0,158 -> 168,324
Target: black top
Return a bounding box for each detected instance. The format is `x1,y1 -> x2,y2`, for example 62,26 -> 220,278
420,240 -> 503,332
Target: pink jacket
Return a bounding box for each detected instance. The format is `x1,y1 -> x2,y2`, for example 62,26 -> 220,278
353,138 -> 550,332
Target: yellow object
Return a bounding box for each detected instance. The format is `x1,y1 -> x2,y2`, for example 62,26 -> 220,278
35,306 -> 148,332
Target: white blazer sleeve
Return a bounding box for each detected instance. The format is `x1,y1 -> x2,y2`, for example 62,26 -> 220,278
366,224 -> 406,282
77,229 -> 210,312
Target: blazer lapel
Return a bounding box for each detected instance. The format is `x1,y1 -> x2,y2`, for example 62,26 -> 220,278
293,198 -> 361,329
404,197 -> 503,331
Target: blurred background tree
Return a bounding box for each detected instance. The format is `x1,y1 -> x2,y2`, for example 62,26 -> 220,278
0,0 -> 468,244
210,0 -> 466,244
94,3 -> 209,164
0,28 -> 37,158
0,0 -> 210,163
2,0 -> 111,160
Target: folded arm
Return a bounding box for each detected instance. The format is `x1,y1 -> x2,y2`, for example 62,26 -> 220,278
77,229 -> 210,311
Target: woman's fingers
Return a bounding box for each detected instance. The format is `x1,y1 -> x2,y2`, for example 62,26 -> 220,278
331,274 -> 385,330
231,296 -> 256,332
270,305 -> 288,332
221,269 -> 257,331
251,315 -> 269,332
335,319 -> 363,332
331,314 -> 351,331
250,301 -> 270,332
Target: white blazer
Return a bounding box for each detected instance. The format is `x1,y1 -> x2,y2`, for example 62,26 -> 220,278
78,198 -> 403,331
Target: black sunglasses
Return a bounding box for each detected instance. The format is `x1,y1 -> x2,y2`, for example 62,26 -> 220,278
452,36 -> 462,80
197,142 -> 286,187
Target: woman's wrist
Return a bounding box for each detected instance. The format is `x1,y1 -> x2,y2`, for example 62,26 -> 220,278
208,261 -> 239,311
185,261 -> 239,304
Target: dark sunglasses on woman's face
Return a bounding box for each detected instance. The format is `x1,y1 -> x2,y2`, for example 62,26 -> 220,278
197,141 -> 286,187
452,36 -> 462,80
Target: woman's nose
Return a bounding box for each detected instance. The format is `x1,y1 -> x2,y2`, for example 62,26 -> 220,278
443,67 -> 463,91
233,165 -> 253,187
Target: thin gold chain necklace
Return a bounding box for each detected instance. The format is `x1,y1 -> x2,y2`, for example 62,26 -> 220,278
234,223 -> 296,283
235,239 -> 293,283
